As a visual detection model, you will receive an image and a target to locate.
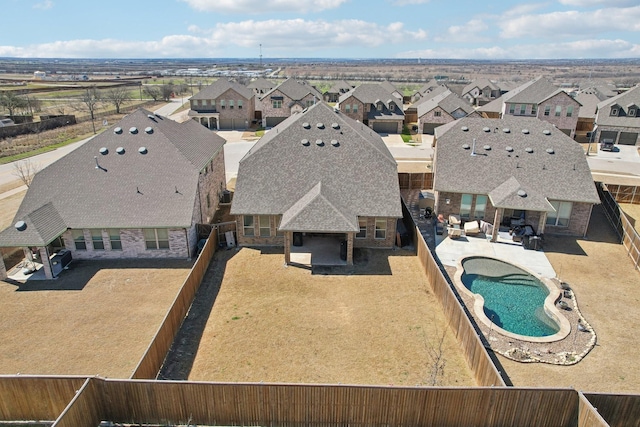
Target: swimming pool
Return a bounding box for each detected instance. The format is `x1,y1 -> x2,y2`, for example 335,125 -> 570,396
454,256 -> 570,343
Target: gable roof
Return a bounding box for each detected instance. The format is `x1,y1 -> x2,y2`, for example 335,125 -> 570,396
262,78 -> 322,101
325,80 -> 352,94
380,80 -> 401,96
575,92 -> 600,119
0,109 -> 226,247
410,85 -> 449,108
339,83 -> 403,105
230,102 -> 402,231
595,84 -> 640,128
502,77 -> 559,104
417,89 -> 475,118
433,116 -> 599,210
191,78 -> 253,100
462,78 -> 499,96
246,77 -> 275,91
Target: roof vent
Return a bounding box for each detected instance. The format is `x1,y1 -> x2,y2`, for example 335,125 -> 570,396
99,147 -> 109,155
521,129 -> 529,134
301,139 -> 310,146
505,146 -> 514,152
138,147 -> 148,154
483,145 -> 491,150
483,127 -> 491,132
317,123 -> 325,129
517,190 -> 527,197
546,148 -> 555,154
145,127 -> 153,134
14,220 -> 27,232
114,127 -> 123,134
462,143 -> 470,149
543,129 -> 551,135
129,127 -> 138,134
302,122 -> 311,129
331,139 -> 339,147
147,114 -> 155,120
116,147 -> 125,155
331,122 -> 340,129
461,126 -> 469,132
525,147 -> 533,153
503,128 -> 510,133
316,139 -> 324,146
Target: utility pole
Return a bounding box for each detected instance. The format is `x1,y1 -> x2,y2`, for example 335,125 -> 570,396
260,44 -> 263,68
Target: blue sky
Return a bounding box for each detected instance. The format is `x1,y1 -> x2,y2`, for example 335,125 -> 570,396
1,0 -> 639,59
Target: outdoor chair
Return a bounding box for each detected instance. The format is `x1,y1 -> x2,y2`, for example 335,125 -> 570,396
464,220 -> 480,236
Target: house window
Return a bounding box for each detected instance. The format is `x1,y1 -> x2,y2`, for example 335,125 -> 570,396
474,195 -> 487,220
544,106 -> 551,116
229,100 -> 234,109
211,100 -> 215,110
546,201 -> 572,227
144,228 -> 169,250
460,194 -> 473,219
243,215 -> 254,236
555,106 -> 562,116
306,100 -> 315,108
220,100 -> 226,109
345,104 -> 351,113
611,108 -> 618,116
519,104 -> 526,115
566,105 -> 574,117
628,108 -> 636,117
272,99 -> 282,108
434,110 -> 442,117
375,218 -> 387,239
531,105 -> 537,115
72,229 -> 86,250
109,229 -> 122,250
376,103 -> 383,111
509,104 -> 515,114
388,103 -> 395,112
352,104 -> 358,113
90,229 -> 104,250
259,215 -> 270,237
238,100 -> 243,110
356,218 -> 367,239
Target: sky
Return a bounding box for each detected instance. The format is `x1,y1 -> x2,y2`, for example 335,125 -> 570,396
1,0 -> 639,59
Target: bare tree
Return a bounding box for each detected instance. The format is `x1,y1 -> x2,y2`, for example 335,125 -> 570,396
160,83 -> 175,102
0,91 -> 28,116
12,159 -> 41,188
22,95 -> 41,116
76,87 -> 101,134
143,85 -> 162,101
104,86 -> 131,114
424,325 -> 448,386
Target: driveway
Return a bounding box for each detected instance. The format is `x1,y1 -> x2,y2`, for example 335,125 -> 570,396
587,145 -> 640,186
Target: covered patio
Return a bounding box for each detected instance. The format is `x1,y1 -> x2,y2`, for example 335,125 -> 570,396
288,234 -> 348,267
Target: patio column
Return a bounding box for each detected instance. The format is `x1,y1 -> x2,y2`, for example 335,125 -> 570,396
0,253 -> 7,280
491,208 -> 503,242
38,246 -> 54,280
284,231 -> 291,265
538,212 -> 547,235
346,232 -> 354,266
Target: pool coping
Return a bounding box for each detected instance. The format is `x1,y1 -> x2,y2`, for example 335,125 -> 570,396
453,255 -> 571,343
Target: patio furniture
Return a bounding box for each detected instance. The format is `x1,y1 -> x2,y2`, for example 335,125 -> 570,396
448,224 -> 462,239
448,215 -> 461,226
464,220 -> 480,236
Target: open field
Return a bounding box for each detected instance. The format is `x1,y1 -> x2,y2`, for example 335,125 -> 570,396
188,247 -> 475,387
0,258 -> 192,377
498,205 -> 640,394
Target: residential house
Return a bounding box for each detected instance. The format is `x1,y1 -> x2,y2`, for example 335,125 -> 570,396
433,116 -> 599,240
258,78 -> 323,128
410,79 -> 445,103
188,78 -> 255,130
323,80 -> 353,103
337,83 -> 404,134
461,78 -> 509,106
416,89 -> 478,135
405,84 -> 448,124
246,77 -> 276,96
478,77 -> 581,138
0,109 -> 227,280
230,102 -> 402,265
380,80 -> 405,102
592,84 -> 640,146
574,92 -> 601,143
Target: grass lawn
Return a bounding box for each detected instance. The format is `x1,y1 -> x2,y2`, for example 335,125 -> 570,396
0,259 -> 192,377
188,247 -> 475,387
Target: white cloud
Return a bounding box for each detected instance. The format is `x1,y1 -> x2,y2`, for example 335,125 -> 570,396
33,0 -> 53,10
559,0 -> 637,6
435,19 -> 488,43
180,0 -> 347,13
391,0 -> 430,5
499,6 -> 640,39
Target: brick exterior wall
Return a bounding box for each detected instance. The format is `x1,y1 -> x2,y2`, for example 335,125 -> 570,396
545,201 -> 592,237
191,89 -> 254,128
194,149 -> 226,224
594,125 -> 640,146
62,228 -> 190,259
235,215 -> 397,249
338,95 -> 366,123
418,107 -> 454,133
259,90 -> 317,123
536,92 -> 580,138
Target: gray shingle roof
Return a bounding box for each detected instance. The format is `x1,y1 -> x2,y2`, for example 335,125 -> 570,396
0,202 -> 67,246
261,78 -> 322,101
325,80 -> 352,94
338,83 -> 403,105
575,92 -> 600,119
246,78 -> 275,91
477,95 -> 504,113
191,78 -> 253,101
433,116 -> 599,209
502,77 -> 558,104
417,89 -> 475,118
0,109 -> 226,247
594,84 -> 640,128
230,102 -> 402,232
462,78 -> 499,96
410,86 -> 448,109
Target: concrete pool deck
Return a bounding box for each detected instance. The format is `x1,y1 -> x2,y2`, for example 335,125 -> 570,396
435,229 -> 557,279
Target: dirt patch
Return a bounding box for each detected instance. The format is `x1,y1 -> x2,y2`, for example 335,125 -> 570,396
185,247 -> 475,387
0,258 -> 191,377
620,203 -> 640,233
495,205 -> 640,393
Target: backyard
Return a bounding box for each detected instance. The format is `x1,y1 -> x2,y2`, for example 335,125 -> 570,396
0,258 -> 191,377
187,247 -> 476,387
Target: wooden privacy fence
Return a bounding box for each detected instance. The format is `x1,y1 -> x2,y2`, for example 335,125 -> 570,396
583,392 -> 640,427
130,231 -> 218,379
0,376 -> 614,427
604,183 -> 640,205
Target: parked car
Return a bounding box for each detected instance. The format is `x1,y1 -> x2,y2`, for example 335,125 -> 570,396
600,138 -> 614,151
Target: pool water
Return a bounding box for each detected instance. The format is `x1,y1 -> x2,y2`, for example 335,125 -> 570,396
461,266 -> 560,337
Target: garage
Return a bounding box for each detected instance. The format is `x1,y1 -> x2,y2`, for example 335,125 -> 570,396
372,121 -> 398,134
218,118 -> 248,130
265,117 -> 286,128
422,123 -> 438,135
599,130 -> 618,143
618,132 -> 638,146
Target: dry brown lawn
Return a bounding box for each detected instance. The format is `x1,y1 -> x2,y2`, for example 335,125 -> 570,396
188,247 -> 475,387
621,203 -> 640,233
0,259 -> 191,377
0,188 -> 26,230
498,206 -> 640,394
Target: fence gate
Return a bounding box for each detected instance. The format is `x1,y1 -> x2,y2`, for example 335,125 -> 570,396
215,221 -> 237,248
